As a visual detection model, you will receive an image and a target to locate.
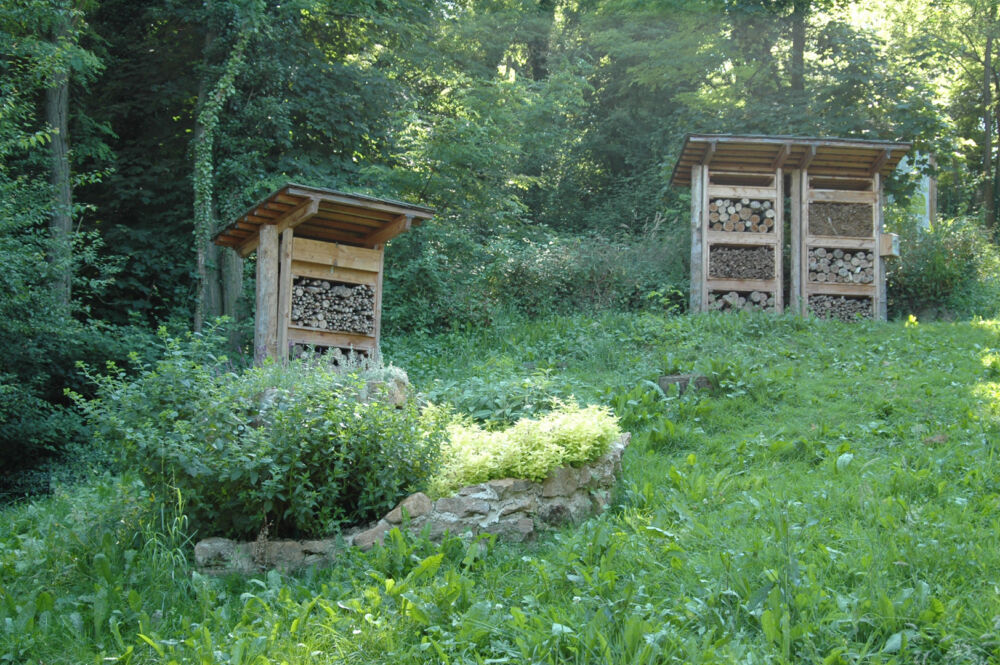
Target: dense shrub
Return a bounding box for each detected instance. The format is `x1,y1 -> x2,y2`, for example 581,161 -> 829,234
422,371 -> 573,427
888,215 -> 1000,319
382,223 -> 688,334
429,402 -> 621,496
78,330 -> 449,539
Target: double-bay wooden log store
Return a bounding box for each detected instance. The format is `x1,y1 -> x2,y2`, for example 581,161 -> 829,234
670,134 -> 909,321
213,183 -> 434,361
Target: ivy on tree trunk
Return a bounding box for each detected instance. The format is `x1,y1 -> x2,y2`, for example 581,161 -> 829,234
192,30 -> 250,332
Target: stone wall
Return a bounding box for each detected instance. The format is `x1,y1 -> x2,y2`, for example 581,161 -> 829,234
195,432 -> 630,573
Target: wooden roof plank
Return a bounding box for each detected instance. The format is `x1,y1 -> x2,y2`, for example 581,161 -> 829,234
312,210 -> 383,228
318,203 -> 399,223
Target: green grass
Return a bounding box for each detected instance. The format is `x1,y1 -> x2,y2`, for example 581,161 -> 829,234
4,311 -> 1000,663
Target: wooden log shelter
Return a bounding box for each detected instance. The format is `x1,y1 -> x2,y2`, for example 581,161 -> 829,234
214,183 -> 434,361
670,134 -> 910,321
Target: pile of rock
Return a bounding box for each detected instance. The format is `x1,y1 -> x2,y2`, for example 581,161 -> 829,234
195,433 -> 630,573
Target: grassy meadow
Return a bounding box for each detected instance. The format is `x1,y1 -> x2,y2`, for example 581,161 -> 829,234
3,311 -> 1000,664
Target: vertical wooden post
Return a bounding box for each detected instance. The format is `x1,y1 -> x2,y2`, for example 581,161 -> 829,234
254,224 -> 279,364
689,164 -> 705,312
774,168 -> 785,313
276,228 -> 294,363
875,173 -> 887,321
789,169 -> 803,314
373,245 -> 385,354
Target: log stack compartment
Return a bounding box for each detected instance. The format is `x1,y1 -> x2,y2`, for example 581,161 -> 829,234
283,238 -> 384,352
794,174 -> 880,320
698,170 -> 783,313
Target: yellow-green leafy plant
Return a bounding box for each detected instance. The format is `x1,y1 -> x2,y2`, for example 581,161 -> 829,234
430,402 -> 621,496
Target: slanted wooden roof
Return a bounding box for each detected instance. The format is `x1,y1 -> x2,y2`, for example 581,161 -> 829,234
669,134 -> 912,188
214,183 -> 435,257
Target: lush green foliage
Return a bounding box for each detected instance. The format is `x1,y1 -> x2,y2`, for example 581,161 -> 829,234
429,403 -> 621,495
888,215 -> 1000,319
6,311 -> 1000,663
5,0 -> 1000,476
78,330 -> 448,538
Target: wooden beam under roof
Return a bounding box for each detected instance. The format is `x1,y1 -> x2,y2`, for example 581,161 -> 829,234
771,143 -> 792,170
238,198 -> 319,257
799,144 -> 817,171
701,140 -> 717,166
364,215 -> 412,247
868,148 -> 891,176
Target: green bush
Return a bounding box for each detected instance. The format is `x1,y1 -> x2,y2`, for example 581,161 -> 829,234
887,215 -> 1000,319
382,223 -> 689,334
78,329 -> 449,539
429,402 -> 621,496
423,371 -> 573,427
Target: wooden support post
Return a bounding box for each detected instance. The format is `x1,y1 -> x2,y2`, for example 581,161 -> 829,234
875,173 -> 887,321
373,245 -> 385,355
254,224 -> 279,364
276,228 -> 293,363
775,167 -> 784,313
790,169 -> 804,314
690,164 -> 706,312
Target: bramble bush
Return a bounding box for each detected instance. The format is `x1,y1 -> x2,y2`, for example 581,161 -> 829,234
77,329 -> 449,539
429,402 -> 621,496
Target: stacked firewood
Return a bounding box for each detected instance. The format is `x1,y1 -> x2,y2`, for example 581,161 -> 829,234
708,198 -> 775,233
808,294 -> 872,321
807,247 -> 875,284
709,245 -> 775,280
708,290 -> 775,312
291,278 -> 375,335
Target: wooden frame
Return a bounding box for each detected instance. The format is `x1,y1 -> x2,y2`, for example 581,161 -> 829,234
692,166 -> 784,313
794,171 -> 880,320
677,135 -> 910,322
281,236 -> 383,360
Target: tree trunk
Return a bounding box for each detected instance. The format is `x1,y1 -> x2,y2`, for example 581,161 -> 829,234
192,30 -> 248,331
985,0 -> 997,229
192,31 -> 214,332
525,0 -> 556,81
47,15 -> 72,307
789,0 -> 808,94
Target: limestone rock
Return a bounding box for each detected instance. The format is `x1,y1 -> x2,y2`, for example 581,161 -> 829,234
384,492 -> 433,524
352,520 -> 392,551
487,478 -> 533,500
435,496 -> 490,518
542,465 -> 581,498
484,517 -> 534,542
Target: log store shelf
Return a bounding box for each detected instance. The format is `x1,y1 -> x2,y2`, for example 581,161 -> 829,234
702,170 -> 784,313
214,183 -> 434,361
670,134 -> 910,321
